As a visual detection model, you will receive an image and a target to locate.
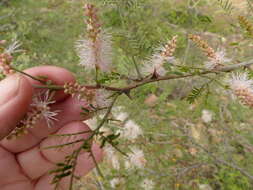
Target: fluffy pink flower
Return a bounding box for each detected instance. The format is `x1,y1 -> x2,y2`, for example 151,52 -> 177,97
76,32 -> 112,72
31,90 -> 59,128
228,72 -> 253,107
205,50 -> 231,69
76,4 -> 112,72
141,36 -> 177,76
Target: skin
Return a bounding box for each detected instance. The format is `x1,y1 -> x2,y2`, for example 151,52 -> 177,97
0,66 -> 103,190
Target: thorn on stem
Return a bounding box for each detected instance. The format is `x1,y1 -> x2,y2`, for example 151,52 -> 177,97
124,91 -> 132,100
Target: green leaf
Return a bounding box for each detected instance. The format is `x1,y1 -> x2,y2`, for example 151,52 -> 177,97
98,72 -> 121,84
186,86 -> 205,104
81,107 -> 91,115
107,133 -> 121,141
217,0 -> 234,14
55,171 -> 71,179
229,42 -> 240,46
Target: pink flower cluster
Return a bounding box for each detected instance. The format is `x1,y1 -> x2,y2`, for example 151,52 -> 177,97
141,36 -> 177,77
228,73 -> 253,107
76,4 -> 112,72
84,4 -> 101,41
0,53 -> 14,76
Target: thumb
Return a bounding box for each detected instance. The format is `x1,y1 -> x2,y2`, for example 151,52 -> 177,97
0,74 -> 33,140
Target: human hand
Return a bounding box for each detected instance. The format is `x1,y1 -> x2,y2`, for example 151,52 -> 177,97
0,66 -> 103,190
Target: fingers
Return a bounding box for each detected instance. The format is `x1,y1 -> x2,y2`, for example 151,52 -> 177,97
29,96 -> 90,140
34,144 -> 103,190
0,74 -> 33,140
24,66 -> 75,102
1,96 -> 90,153
17,122 -> 92,180
0,146 -> 33,190
1,65 -> 90,153
40,122 -> 92,163
72,143 -> 103,176
34,175 -> 62,190
58,144 -> 103,189
0,144 -> 102,190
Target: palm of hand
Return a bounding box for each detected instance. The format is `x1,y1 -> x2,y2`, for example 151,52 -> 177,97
0,66 -> 102,190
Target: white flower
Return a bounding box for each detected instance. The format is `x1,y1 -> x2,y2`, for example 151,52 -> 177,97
199,184 -> 213,190
120,120 -> 143,141
31,91 -> 59,128
32,90 -> 55,107
104,145 -> 120,170
205,50 -> 231,69
201,109 -> 213,123
128,147 -> 146,169
115,112 -> 129,122
110,178 -> 124,188
112,106 -> 124,114
104,145 -> 114,157
93,89 -> 113,108
141,54 -> 167,76
228,72 -> 253,91
111,155 -> 120,170
215,51 -> 231,63
85,116 -> 111,134
141,36 -> 177,76
75,32 -> 112,72
5,40 -> 22,54
227,72 -> 253,107
124,160 -> 131,170
140,179 -> 155,190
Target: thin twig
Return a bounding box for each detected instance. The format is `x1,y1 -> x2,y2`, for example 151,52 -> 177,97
42,139 -> 84,150
171,119 -> 253,182
90,150 -> 104,177
65,93 -> 120,188
11,67 -> 47,84
69,150 -> 80,190
132,56 -> 143,79
34,59 -> 253,93
189,137 -> 253,181
93,93 -> 121,132
49,130 -> 91,137
93,170 -> 106,190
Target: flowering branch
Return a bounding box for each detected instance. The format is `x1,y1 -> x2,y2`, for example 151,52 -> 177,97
48,92 -> 120,189
33,59 -> 253,94
2,2 -> 253,189
10,66 -> 48,84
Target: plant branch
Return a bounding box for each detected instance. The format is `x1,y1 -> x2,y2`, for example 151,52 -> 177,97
103,59 -> 253,92
189,137 -> 253,182
42,139 -> 84,150
174,120 -> 253,182
11,67 -> 47,84
132,56 -> 143,79
69,150 -> 80,190
93,93 -> 121,132
89,150 -> 104,177
33,59 -> 253,93
49,130 -> 92,137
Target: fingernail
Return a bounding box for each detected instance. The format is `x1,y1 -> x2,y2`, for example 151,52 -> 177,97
0,74 -> 21,106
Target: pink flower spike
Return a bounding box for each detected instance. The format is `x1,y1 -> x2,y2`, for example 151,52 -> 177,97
228,72 -> 253,107
141,36 -> 177,77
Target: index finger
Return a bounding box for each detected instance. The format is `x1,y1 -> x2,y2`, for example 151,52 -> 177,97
24,65 -> 75,102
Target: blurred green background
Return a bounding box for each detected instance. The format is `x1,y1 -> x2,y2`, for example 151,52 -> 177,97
1,0 -> 253,189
